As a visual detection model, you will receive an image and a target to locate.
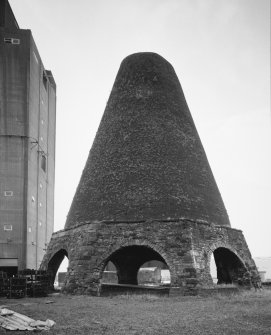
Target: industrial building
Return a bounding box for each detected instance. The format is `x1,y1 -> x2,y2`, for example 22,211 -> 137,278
41,53 -> 259,295
0,0 -> 56,275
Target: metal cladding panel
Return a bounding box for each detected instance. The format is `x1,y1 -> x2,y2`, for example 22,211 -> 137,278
65,53 -> 230,228
0,258 -> 18,266
0,136 -> 25,263
26,34 -> 56,269
45,83 -> 56,245
0,25 -> 56,270
0,29 -> 29,265
26,35 -> 41,269
0,29 -> 29,136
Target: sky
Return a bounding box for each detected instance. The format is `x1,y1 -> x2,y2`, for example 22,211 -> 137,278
10,0 -> 271,258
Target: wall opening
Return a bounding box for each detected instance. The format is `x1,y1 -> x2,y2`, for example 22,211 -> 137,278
41,155 -> 46,172
47,249 -> 69,289
211,247 -> 247,285
101,261 -> 118,284
4,37 -> 20,44
42,72 -> 48,90
102,245 -> 170,286
138,260 -> 171,286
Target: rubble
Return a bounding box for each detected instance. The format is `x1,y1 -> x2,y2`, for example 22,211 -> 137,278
0,308 -> 55,331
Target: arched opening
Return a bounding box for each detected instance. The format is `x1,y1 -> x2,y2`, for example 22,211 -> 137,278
210,253 -> 217,283
102,245 -> 170,286
211,247 -> 247,285
47,249 -> 69,289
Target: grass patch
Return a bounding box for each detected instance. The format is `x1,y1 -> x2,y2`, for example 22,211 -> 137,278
1,290 -> 270,334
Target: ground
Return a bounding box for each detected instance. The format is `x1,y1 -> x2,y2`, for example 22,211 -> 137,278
0,290 -> 271,335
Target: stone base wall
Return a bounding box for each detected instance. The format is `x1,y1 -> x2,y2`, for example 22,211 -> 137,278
40,219 -> 259,296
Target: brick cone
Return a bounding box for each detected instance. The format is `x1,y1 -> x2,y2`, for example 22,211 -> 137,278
65,52 -> 230,228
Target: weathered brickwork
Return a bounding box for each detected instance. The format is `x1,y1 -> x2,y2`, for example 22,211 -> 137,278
65,53 -> 230,228
40,219 -> 259,295
41,53 -> 259,295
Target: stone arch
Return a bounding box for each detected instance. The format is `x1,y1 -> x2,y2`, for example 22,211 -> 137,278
98,238 -> 175,285
206,242 -> 248,285
206,242 -> 247,270
47,248 -> 69,285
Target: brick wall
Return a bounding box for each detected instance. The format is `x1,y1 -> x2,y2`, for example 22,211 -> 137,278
41,219 -> 259,295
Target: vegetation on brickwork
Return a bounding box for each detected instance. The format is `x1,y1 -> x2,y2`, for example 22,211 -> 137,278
2,289 -> 271,335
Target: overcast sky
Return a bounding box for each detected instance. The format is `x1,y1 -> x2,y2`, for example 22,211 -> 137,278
10,0 -> 270,257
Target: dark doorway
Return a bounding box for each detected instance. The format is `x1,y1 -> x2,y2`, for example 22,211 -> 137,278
104,245 -> 169,286
47,249 -> 69,287
213,247 -> 247,285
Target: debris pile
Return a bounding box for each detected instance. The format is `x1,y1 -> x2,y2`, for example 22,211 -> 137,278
0,308 -> 55,331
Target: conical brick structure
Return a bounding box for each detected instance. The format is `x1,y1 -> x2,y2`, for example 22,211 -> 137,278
65,52 -> 230,228
42,53 -> 259,295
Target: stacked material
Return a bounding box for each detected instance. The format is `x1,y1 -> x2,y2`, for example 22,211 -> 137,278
0,270 -> 51,299
0,308 -> 55,331
0,272 -> 8,297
